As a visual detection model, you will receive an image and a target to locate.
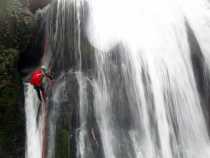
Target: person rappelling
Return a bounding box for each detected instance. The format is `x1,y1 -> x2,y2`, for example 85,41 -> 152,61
30,65 -> 53,102
30,65 -> 53,158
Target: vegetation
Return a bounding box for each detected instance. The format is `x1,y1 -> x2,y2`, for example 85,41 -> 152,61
0,0 -> 36,157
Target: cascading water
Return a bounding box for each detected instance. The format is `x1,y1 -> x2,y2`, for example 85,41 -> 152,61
25,84 -> 43,158
24,0 -> 210,158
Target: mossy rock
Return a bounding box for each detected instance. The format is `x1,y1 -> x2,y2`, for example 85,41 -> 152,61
0,0 -> 35,51
55,129 -> 70,158
0,0 -> 35,157
0,46 -> 24,158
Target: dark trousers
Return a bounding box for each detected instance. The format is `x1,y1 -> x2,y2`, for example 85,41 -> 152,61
34,86 -> 45,101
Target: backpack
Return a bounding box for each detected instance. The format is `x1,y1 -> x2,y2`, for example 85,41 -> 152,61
30,69 -> 44,87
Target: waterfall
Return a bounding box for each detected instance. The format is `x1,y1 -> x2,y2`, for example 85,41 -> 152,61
25,0 -> 210,158
25,84 -> 43,158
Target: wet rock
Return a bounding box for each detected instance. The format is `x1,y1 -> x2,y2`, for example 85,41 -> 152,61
28,0 -> 51,13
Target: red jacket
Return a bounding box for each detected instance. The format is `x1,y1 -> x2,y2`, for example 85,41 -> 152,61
30,69 -> 44,87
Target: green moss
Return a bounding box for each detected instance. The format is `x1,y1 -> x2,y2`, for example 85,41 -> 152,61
0,0 -> 35,51
0,0 -> 22,18
55,129 -> 70,158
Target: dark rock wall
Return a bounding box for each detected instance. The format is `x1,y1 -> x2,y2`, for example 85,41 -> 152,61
0,0 -> 49,157
28,0 -> 51,13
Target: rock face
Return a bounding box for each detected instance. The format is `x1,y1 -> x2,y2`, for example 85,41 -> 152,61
28,0 -> 51,13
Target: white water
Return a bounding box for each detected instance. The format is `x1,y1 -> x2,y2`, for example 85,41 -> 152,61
25,84 -> 43,158
25,0 -> 210,157
85,0 -> 210,157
